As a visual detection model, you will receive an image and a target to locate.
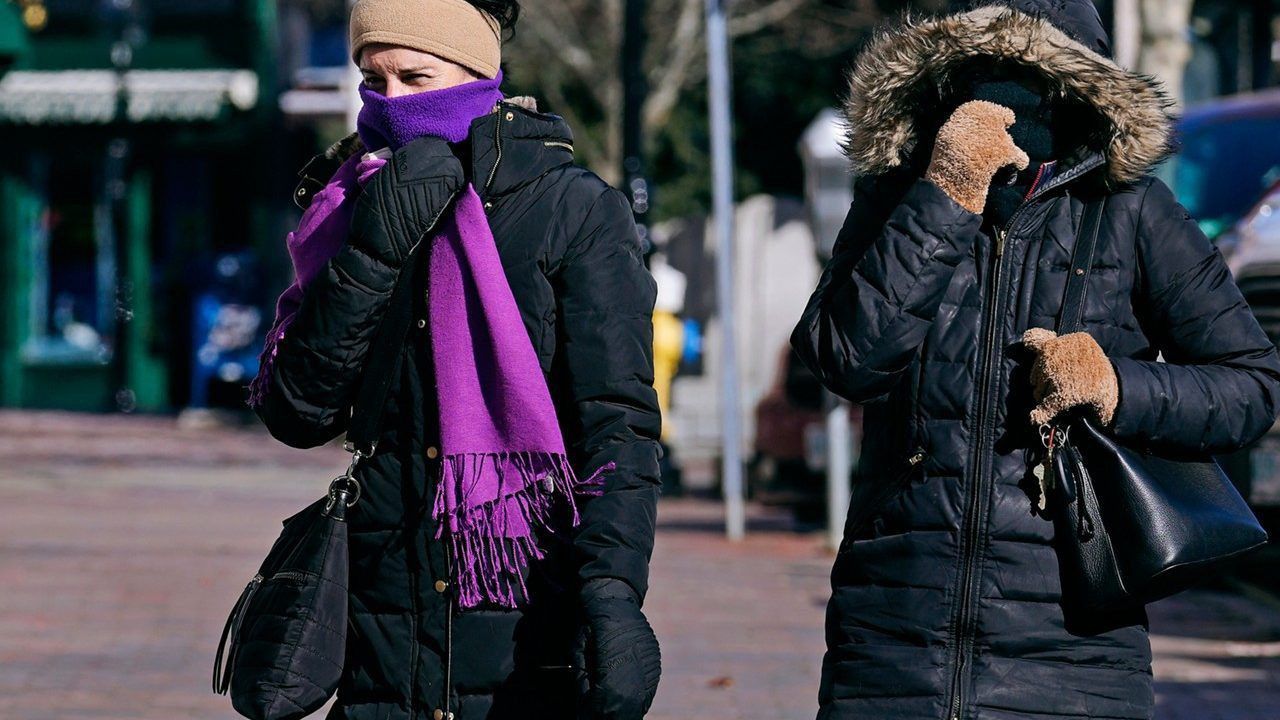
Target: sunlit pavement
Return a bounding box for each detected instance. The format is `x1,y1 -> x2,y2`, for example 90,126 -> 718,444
2,411 -> 1279,720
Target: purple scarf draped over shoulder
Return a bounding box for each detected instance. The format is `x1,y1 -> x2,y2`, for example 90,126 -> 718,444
251,74 -> 604,609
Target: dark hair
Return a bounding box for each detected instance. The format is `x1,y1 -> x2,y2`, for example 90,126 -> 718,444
465,0 -> 520,33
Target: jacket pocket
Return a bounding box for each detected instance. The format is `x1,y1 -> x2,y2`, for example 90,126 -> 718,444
838,448 -> 928,552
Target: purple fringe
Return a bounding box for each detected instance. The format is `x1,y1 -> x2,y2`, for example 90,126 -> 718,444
435,453 -> 615,609
246,313 -> 296,408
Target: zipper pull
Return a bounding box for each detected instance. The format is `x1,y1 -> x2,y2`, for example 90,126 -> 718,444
994,228 -> 1007,257
908,450 -> 926,467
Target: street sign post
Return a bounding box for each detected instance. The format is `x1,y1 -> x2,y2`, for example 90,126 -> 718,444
705,0 -> 744,541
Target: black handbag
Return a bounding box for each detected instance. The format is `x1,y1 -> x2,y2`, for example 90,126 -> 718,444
212,243 -> 422,719
1044,196 -> 1269,611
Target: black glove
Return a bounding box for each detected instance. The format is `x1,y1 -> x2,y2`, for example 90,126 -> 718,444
577,578 -> 661,720
350,135 -> 465,266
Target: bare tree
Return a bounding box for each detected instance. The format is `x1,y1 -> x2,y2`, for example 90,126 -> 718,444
508,0 -> 884,183
1111,0 -> 1194,108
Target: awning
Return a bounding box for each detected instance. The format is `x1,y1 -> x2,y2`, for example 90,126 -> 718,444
0,69 -> 260,124
0,4 -> 30,66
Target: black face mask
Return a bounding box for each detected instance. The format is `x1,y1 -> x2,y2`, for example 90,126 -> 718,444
968,72 -> 1056,163
944,62 -> 1058,225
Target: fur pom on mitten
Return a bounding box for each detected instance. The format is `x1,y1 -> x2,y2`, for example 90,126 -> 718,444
926,100 -> 1031,214
1022,328 -> 1119,427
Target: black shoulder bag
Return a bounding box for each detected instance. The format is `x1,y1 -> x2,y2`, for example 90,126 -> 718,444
1045,196 -> 1269,611
212,245 -> 421,719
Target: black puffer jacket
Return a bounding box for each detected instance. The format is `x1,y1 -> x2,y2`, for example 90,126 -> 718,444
257,101 -> 661,720
793,4 -> 1280,720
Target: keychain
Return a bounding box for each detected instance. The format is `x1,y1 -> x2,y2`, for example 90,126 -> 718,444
1034,424 -> 1058,511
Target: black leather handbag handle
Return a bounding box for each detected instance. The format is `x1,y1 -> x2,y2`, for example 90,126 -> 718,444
344,244 -> 424,457
1057,195 -> 1107,335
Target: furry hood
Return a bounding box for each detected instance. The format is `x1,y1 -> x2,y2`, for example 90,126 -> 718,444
843,5 -> 1175,185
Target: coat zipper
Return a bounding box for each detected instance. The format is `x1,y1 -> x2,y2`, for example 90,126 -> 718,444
268,569 -> 313,585
945,211 -> 1024,720
405,184 -> 461,719
484,105 -> 505,194
840,449 -> 928,549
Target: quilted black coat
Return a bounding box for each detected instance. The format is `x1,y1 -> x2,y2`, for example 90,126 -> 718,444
256,102 -> 661,720
792,3 -> 1280,719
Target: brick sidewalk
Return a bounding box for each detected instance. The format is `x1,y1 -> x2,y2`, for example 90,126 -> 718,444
2,411 -> 1279,719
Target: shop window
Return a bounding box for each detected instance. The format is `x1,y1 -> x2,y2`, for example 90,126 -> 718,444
25,154 -> 113,363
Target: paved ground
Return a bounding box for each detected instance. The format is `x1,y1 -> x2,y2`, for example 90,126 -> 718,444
2,410 -> 1279,720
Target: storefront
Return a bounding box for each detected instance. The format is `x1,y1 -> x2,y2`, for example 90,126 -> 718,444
0,0 -> 283,412
0,2 -> 27,72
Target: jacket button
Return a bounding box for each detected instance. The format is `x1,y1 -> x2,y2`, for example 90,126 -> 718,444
505,111 -> 514,121
432,710 -> 444,720
426,446 -> 439,459
434,579 -> 448,593
416,319 -> 426,329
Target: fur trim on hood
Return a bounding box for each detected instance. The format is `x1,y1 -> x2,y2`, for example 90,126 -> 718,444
844,5 -> 1174,185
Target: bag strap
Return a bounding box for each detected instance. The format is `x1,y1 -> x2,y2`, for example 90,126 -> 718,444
1057,195 -> 1107,334
344,244 -> 424,458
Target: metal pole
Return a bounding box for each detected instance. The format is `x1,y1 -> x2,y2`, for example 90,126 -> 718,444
825,398 -> 853,551
705,0 -> 744,541
622,0 -> 652,248
104,0 -> 143,413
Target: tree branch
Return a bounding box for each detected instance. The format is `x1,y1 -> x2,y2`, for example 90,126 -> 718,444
643,0 -> 704,129
728,0 -> 807,37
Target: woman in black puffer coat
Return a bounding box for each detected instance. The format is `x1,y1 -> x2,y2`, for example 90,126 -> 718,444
793,2 -> 1280,719
251,2 -> 662,719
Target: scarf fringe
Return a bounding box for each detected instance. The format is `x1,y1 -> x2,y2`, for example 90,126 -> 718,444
435,453 -> 614,609
246,314 -> 294,409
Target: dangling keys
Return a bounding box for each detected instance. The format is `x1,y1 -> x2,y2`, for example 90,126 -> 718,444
1035,424 -> 1057,511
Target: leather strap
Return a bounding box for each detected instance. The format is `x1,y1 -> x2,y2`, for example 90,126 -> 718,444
344,244 -> 424,455
1057,196 -> 1107,334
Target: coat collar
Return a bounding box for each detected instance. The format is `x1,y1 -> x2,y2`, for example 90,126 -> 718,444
468,99 -> 576,202
297,100 -> 575,210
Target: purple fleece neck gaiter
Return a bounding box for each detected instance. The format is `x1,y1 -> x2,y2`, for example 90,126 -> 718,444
357,71 -> 505,149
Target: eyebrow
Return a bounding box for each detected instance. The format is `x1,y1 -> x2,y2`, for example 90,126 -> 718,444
359,65 -> 434,74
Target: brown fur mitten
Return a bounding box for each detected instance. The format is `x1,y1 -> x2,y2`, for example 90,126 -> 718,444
1022,328 -> 1118,427
925,100 -> 1031,214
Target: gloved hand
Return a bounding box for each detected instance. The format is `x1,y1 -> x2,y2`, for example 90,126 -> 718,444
349,135 -> 465,266
1022,328 -> 1119,427
356,149 -> 390,186
577,578 -> 661,720
925,100 -> 1031,214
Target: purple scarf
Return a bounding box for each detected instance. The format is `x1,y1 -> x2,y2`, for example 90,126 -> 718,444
251,75 -> 604,609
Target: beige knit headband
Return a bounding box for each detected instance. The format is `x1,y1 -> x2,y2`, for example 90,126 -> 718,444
350,0 -> 502,79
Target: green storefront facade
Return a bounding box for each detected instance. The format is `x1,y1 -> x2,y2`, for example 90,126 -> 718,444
0,0 -> 284,412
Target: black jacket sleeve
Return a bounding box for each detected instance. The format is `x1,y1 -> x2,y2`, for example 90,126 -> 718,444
256,138 -> 464,448
1110,178 -> 1280,453
554,187 -> 662,603
791,176 -> 983,403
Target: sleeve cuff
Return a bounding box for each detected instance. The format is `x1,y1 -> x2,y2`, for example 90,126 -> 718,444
1109,356 -> 1151,441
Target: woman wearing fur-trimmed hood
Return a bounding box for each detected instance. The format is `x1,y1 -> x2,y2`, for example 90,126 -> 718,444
793,1 -> 1280,718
